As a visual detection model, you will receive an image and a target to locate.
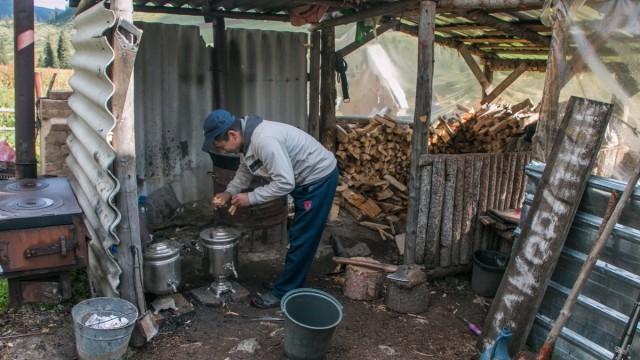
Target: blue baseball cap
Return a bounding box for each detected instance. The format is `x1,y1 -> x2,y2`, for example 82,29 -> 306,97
202,109 -> 235,152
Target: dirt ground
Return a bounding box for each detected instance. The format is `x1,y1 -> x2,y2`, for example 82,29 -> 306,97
0,205 -> 490,360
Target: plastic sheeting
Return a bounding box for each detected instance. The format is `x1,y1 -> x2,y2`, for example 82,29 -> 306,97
533,0 -> 640,181
337,2 -> 639,182
335,27 -> 483,122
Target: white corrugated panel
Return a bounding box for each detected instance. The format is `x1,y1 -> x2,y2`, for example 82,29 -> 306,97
66,2 -> 121,297
226,28 -> 308,130
133,23 -> 214,203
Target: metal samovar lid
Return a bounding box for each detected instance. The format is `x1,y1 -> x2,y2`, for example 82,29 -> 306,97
143,240 -> 181,260
199,226 -> 241,245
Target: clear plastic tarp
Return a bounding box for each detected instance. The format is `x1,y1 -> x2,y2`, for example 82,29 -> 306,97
532,0 -> 640,181
336,1 -> 640,181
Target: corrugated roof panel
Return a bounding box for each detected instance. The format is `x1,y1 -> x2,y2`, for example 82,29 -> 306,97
66,2 -> 122,297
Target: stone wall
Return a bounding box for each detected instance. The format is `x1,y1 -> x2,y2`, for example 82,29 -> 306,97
38,91 -> 73,177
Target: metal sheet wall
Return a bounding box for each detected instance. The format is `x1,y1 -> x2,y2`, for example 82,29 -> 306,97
134,23 -> 214,203
522,161 -> 640,359
225,28 -> 308,130
133,25 -> 308,202
414,152 -> 531,267
66,3 -> 121,297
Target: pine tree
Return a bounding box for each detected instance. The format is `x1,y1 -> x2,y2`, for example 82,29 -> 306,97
37,53 -> 45,68
0,38 -> 8,65
57,32 -> 73,69
42,35 -> 59,68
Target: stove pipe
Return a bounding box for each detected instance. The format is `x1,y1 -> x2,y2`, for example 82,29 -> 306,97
13,0 -> 37,179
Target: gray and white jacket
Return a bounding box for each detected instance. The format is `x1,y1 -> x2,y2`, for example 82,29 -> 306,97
225,116 -> 337,205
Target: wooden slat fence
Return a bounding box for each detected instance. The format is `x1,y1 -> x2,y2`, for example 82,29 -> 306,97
414,152 -> 531,268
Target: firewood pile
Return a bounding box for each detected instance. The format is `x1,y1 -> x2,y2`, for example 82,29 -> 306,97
332,99 -> 538,244
429,99 -> 538,154
333,114 -> 411,244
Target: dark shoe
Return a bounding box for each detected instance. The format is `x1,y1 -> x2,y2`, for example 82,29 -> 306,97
251,293 -> 280,309
263,280 -> 276,290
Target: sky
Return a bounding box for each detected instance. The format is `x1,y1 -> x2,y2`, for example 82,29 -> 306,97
34,0 -> 68,9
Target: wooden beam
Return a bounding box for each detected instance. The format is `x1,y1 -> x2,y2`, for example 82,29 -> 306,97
338,18 -> 399,57
479,97 -> 613,356
465,10 -> 551,47
484,58 -> 546,72
457,37 -> 531,44
481,48 -> 549,56
481,62 -> 527,104
320,27 -> 336,151
437,22 -> 550,32
396,23 -> 491,58
458,44 -> 494,95
309,0 -> 419,31
134,1 -> 291,22
289,0 -> 356,7
405,1 -> 435,265
479,45 -> 549,51
110,0 -> 146,315
436,0 -> 545,11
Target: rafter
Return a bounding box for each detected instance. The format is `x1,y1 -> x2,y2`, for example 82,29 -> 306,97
465,10 -> 551,47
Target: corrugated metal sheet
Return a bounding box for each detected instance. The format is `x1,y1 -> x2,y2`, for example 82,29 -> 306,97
133,23 -> 214,203
66,2 -> 121,297
132,25 -> 307,202
414,152 -> 530,267
225,28 -> 308,130
520,161 -> 640,359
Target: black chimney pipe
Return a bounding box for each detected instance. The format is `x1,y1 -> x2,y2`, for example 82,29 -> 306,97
13,0 -> 37,179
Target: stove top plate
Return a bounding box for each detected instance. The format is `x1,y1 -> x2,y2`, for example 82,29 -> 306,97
0,197 -> 63,212
0,177 -> 82,230
6,180 -> 50,192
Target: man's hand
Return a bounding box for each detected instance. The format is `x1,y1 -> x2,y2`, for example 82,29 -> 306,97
212,192 -> 231,209
231,193 -> 251,208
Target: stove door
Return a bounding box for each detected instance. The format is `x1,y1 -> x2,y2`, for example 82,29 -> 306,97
0,224 -> 86,275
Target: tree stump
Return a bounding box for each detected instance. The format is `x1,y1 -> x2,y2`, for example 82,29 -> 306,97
343,258 -> 385,300
385,266 -> 428,313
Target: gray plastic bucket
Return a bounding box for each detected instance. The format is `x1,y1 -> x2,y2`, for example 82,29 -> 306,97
281,288 -> 343,360
472,250 -> 509,297
72,297 -> 138,360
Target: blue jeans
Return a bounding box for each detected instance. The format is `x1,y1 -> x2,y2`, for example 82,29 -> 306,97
270,167 -> 339,299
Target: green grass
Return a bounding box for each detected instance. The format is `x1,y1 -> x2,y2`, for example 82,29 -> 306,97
0,278 -> 8,313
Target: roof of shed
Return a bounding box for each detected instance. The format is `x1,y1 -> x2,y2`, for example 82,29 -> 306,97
75,0 -> 552,68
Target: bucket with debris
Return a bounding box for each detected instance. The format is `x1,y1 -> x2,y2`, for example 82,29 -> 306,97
72,297 -> 138,360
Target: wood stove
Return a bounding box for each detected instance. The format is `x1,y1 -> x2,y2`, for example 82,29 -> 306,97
0,177 -> 87,305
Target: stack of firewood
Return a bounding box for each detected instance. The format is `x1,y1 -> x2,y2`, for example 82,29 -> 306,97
429,99 -> 538,154
333,114 -> 411,243
332,99 -> 538,243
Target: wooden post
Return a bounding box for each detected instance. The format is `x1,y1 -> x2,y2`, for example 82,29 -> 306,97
404,1 -> 435,265
308,31 -> 320,139
531,0 -> 569,163
319,27 -> 336,150
483,63 -> 493,103
110,0 -> 145,313
478,97 -> 613,356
